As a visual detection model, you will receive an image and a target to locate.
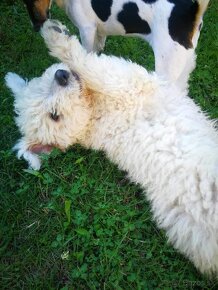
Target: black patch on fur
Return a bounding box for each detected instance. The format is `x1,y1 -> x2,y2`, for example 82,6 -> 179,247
168,0 -> 199,49
117,2 -> 151,34
141,0 -> 158,3
91,0 -> 113,22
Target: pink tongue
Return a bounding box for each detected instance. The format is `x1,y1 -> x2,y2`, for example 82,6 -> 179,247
30,144 -> 54,154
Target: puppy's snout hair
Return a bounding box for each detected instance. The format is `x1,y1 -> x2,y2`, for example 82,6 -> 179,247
54,69 -> 70,86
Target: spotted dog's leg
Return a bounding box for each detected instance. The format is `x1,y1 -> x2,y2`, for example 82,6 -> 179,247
175,49 -> 196,91
152,35 -> 196,92
80,26 -> 97,52
41,20 -> 151,96
95,34 -> 106,52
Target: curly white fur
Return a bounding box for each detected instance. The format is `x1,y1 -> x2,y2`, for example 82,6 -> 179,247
5,20 -> 218,276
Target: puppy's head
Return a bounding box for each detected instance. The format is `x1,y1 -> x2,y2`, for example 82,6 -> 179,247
5,63 -> 92,169
23,0 -> 52,31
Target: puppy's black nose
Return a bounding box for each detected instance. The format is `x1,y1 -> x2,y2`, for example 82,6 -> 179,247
55,70 -> 70,86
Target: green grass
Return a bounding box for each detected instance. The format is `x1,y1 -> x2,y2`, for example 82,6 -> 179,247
0,0 -> 217,289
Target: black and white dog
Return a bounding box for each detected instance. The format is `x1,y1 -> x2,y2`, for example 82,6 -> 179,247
23,0 -> 209,89
55,0 -> 209,90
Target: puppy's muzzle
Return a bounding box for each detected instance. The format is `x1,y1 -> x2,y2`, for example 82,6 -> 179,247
55,69 -> 70,86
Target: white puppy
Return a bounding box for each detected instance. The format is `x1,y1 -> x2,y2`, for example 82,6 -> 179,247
5,20 -> 218,276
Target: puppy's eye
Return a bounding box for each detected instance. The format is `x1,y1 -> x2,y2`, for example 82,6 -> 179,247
49,110 -> 60,121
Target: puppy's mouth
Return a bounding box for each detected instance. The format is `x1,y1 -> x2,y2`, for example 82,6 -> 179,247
29,143 -> 65,154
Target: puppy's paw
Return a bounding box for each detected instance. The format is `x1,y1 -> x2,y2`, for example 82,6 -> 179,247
41,19 -> 71,44
49,20 -> 71,36
41,19 -> 84,64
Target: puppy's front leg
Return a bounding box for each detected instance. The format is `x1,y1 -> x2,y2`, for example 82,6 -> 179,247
41,20 -> 151,96
41,20 -> 87,70
41,20 -> 107,92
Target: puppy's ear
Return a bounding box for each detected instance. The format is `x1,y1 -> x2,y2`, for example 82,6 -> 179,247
5,73 -> 27,97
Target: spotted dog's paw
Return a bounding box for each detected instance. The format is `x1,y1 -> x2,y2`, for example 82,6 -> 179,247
41,19 -> 71,45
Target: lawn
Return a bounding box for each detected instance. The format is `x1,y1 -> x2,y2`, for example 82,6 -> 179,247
0,0 -> 217,289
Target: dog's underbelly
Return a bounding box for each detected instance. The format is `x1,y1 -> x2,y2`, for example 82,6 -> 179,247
93,0 -> 154,37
